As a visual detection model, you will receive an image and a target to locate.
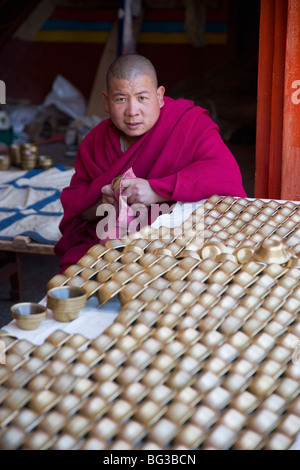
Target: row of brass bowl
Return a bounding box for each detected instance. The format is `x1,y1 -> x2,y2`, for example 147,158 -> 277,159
10,238 -> 296,330
183,239 -> 292,266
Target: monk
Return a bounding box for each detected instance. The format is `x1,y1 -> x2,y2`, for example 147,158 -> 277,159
55,54 -> 247,271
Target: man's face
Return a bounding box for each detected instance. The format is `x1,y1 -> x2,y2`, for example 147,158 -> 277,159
102,75 -> 165,147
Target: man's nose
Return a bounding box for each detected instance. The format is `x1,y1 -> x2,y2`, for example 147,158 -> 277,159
126,99 -> 139,116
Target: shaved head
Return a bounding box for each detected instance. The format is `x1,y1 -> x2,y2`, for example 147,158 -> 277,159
106,54 -> 158,91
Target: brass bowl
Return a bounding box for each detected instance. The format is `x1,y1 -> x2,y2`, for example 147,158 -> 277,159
47,286 -> 87,322
153,248 -> 173,257
176,249 -> 200,260
9,143 -> 22,166
38,155 -> 53,170
63,264 -> 84,277
46,274 -> 70,291
10,302 -> 47,330
87,244 -> 109,258
254,239 -> 291,265
21,143 -> 38,155
0,154 -> 11,171
291,244 -> 300,257
21,151 -> 37,170
105,239 -> 126,250
199,241 -> 226,260
215,253 -> 237,263
287,256 -> 300,268
234,247 -> 255,264
124,245 -> 144,256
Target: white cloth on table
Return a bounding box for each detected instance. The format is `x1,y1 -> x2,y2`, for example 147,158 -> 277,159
0,165 -> 74,244
2,199 -> 206,344
3,295 -> 120,346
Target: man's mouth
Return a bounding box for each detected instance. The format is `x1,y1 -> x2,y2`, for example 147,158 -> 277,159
126,122 -> 142,129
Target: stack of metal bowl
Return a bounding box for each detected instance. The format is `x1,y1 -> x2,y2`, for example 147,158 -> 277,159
38,154 -> 53,170
20,143 -> 38,170
9,143 -> 22,166
0,154 -> 10,170
7,142 -> 54,171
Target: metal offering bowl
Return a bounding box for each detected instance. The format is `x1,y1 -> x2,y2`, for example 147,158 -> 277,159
47,286 -> 87,322
0,154 -> 11,171
254,239 -> 291,264
38,155 -> 53,170
10,302 -> 47,330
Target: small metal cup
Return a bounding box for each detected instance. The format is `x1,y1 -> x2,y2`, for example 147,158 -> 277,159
0,154 -> 10,170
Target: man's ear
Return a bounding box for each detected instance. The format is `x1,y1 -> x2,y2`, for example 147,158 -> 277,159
157,86 -> 165,108
101,91 -> 109,113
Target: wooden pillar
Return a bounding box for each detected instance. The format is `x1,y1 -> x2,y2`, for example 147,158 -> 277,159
255,0 -> 300,201
281,0 -> 300,201
255,0 -> 275,198
268,0 -> 287,199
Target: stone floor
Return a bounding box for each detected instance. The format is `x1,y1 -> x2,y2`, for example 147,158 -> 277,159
0,140 -> 255,329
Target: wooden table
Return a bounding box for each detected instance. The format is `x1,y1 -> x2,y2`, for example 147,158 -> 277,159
0,235 -> 54,301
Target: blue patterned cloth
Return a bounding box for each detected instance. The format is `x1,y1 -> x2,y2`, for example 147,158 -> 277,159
0,165 -> 74,244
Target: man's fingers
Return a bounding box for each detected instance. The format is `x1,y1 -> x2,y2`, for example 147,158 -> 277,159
121,178 -> 134,189
102,185 -> 114,195
102,195 -> 115,205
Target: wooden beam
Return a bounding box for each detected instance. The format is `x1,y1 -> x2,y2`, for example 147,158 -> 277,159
254,0 -> 275,198
281,0 -> 300,201
0,0 -> 42,50
0,236 -> 54,255
268,0 -> 287,199
86,20 -> 119,118
86,9 -> 144,118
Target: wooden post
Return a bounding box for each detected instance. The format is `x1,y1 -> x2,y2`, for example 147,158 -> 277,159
281,0 -> 300,201
86,9 -> 144,119
268,0 -> 287,199
255,0 -> 275,198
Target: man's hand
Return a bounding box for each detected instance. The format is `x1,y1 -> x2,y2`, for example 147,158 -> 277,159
122,178 -> 169,205
79,184 -> 115,221
101,183 -> 115,205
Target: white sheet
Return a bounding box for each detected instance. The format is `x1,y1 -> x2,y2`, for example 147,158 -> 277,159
0,166 -> 74,244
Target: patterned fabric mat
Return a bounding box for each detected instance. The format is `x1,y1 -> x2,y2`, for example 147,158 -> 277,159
0,166 -> 74,244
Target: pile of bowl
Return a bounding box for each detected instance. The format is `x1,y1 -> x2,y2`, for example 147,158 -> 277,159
0,143 -> 53,171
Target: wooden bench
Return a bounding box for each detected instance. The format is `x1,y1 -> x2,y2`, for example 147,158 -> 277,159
0,235 -> 54,301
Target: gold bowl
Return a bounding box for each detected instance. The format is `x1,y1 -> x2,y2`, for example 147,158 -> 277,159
254,239 -> 291,265
287,256 -> 300,268
153,248 -> 173,257
234,247 -> 255,264
0,154 -> 11,171
47,286 -> 87,322
21,150 -> 37,170
22,143 -> 38,155
176,249 -> 200,260
9,143 -> 22,166
38,155 -> 53,170
87,244 -> 109,258
10,302 -> 47,330
46,274 -> 70,291
105,239 -> 126,250
199,241 -> 226,260
124,245 -> 144,256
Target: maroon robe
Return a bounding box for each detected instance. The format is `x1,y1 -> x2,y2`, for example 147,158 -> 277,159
54,97 -> 246,271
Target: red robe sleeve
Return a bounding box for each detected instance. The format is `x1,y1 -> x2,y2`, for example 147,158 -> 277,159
148,110 -> 246,201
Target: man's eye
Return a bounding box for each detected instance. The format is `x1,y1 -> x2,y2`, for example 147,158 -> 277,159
139,96 -> 147,101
